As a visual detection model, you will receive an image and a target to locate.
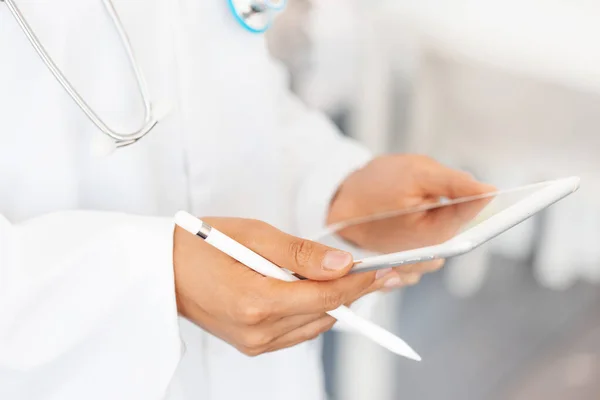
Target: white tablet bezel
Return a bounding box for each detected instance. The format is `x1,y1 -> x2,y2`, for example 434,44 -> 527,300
350,176 -> 581,274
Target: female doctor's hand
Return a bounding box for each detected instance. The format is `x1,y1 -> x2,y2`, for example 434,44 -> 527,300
173,218 -> 392,356
327,154 -> 496,289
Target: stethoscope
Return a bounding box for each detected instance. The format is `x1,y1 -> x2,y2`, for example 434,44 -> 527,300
1,0 -> 286,150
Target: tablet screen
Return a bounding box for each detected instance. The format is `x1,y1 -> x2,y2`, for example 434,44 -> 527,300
314,181 -> 556,257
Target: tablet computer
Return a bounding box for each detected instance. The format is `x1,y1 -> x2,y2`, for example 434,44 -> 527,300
316,177 -> 580,274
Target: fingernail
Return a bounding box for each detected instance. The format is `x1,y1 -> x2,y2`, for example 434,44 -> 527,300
384,276 -> 402,288
322,251 -> 353,271
376,268 -> 393,280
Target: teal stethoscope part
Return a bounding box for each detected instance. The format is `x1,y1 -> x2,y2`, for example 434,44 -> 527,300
227,0 -> 288,34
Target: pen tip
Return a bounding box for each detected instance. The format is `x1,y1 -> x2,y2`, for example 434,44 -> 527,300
386,335 -> 422,362
398,345 -> 422,362
346,311 -> 423,362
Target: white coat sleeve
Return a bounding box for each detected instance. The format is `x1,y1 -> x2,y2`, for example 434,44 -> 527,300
270,60 -> 383,325
0,211 -> 181,400
272,68 -> 373,239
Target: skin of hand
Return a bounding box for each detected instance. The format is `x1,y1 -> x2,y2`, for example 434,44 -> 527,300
327,154 -> 497,289
173,218 -> 393,357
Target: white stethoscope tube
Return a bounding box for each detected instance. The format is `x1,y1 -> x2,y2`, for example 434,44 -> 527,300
2,0 -> 285,150
2,0 -> 157,149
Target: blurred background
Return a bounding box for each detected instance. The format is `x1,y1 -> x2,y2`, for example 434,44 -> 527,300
267,1 -> 600,399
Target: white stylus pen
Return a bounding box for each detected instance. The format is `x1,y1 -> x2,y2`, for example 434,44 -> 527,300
175,211 -> 421,361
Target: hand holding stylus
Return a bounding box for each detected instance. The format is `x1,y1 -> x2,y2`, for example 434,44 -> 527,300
174,213 -> 421,360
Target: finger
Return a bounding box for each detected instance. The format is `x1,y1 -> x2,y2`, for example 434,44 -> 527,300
182,298 -> 326,358
401,273 -> 422,286
231,313 -> 328,355
423,194 -> 495,239
267,270 -> 377,315
261,312 -> 325,338
416,157 -> 496,199
364,260 -> 444,294
176,221 -> 370,325
186,296 -> 331,357
377,273 -> 423,292
384,271 -> 424,291
381,260 -> 445,292
174,224 -> 267,321
329,267 -> 400,299
207,218 -> 354,281
398,259 -> 446,275
262,315 -> 337,354
178,298 -> 251,351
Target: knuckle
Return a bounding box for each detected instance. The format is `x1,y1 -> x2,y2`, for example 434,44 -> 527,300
353,273 -> 377,293
416,154 -> 440,169
234,297 -> 270,325
246,219 -> 270,235
363,272 -> 377,287
320,289 -> 344,311
241,219 -> 272,248
248,219 -> 268,229
409,153 -> 431,163
289,239 -> 314,268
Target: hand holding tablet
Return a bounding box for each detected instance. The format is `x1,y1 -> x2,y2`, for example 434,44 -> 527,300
316,177 -> 580,274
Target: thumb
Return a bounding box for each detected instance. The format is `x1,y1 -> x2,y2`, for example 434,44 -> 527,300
283,238 -> 355,281
210,218 -> 354,281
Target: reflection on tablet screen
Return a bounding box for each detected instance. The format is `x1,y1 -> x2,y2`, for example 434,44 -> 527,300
315,181 -> 554,256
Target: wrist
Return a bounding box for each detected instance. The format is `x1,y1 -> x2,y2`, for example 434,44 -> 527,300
326,173 -> 368,245
326,177 -> 354,226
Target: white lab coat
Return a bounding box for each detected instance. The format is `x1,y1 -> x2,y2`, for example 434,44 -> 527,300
0,1 -> 371,399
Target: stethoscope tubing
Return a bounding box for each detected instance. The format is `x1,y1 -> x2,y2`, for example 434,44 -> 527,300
1,0 -> 285,148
